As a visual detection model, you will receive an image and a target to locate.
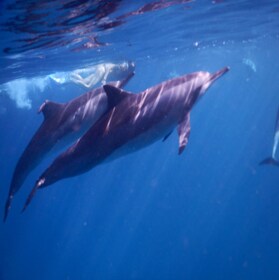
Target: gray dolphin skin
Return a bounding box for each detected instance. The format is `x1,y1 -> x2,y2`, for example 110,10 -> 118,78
23,67 -> 229,212
4,71 -> 135,222
260,107 -> 279,166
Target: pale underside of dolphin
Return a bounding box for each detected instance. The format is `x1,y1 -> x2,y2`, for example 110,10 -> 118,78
3,71 -> 135,222
259,106 -> 279,166
22,67 -> 229,212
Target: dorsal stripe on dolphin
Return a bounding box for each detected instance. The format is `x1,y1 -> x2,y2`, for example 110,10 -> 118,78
3,71 -> 135,222
22,67 -> 229,212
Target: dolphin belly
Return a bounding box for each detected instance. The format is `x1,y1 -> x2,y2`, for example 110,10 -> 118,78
104,120 -> 175,164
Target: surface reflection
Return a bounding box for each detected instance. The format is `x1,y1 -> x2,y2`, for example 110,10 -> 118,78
1,0 -> 192,54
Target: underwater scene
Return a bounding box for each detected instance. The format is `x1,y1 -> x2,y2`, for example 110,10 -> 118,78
0,1 -> 279,279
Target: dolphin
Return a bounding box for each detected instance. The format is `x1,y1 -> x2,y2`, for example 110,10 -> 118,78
260,107 -> 279,166
4,71 -> 135,222
22,67 -> 229,211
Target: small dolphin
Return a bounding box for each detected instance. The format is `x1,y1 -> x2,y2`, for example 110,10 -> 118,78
4,71 -> 135,222
23,67 -> 229,211
260,107 -> 279,166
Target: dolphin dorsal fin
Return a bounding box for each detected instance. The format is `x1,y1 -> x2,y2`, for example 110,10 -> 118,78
38,100 -> 64,119
103,85 -> 133,109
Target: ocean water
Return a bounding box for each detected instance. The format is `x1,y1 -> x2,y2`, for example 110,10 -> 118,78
1,1 -> 279,279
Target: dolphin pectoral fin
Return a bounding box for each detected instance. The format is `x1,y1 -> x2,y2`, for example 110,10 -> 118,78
162,130 -> 173,142
103,85 -> 133,109
259,157 -> 279,166
38,100 -> 64,119
177,113 -> 191,155
22,178 -> 45,213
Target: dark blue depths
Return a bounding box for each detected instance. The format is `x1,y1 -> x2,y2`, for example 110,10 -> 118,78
1,1 -> 279,280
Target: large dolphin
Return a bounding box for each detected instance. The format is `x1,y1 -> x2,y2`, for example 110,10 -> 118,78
23,67 -> 229,211
4,71 -> 135,222
260,106 -> 279,166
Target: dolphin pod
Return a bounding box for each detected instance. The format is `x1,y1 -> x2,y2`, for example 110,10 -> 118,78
4,71 -> 135,222
22,67 -> 229,212
259,106 -> 279,166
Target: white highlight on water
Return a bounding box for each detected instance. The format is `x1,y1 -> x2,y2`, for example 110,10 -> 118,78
242,58 -> 257,72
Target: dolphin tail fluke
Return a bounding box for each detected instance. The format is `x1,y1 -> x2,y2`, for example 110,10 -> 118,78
21,178 -> 45,213
259,157 -> 279,166
3,194 -> 13,223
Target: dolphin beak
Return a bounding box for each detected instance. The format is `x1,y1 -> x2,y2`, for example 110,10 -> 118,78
210,66 -> 230,82
200,66 -> 230,95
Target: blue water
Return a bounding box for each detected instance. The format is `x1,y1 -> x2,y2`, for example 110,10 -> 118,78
1,1 -> 279,279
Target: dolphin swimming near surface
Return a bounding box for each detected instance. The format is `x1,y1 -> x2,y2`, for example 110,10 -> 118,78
22,67 -> 229,212
3,71 -> 135,222
260,107 -> 279,166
